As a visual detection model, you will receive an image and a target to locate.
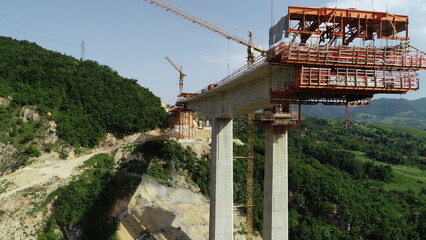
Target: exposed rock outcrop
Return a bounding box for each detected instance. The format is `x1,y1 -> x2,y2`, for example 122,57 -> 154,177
114,176 -> 262,240
0,96 -> 11,107
114,177 -> 209,240
0,142 -> 20,176
43,121 -> 58,145
0,106 -> 59,175
20,107 -> 40,123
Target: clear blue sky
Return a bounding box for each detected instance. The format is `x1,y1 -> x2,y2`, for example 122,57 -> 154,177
1,0 -> 425,104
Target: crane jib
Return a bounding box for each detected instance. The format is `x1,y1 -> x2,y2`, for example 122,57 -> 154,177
145,0 -> 265,53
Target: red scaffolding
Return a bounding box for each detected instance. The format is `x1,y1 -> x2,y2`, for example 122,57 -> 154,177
269,44 -> 426,69
267,6 -> 425,106
294,67 -> 418,90
170,106 -> 195,140
287,6 -> 409,45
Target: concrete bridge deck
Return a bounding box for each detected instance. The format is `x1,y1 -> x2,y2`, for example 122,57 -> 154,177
184,57 -> 293,118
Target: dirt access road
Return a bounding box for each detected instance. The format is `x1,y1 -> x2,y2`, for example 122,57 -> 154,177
0,149 -> 112,201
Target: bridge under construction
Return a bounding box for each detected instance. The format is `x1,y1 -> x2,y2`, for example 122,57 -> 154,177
146,1 -> 425,239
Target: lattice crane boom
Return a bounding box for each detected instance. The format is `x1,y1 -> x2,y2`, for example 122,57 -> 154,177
145,0 -> 265,54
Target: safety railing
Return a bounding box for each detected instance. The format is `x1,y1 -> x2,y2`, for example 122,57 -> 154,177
218,55 -> 266,85
193,55 -> 267,96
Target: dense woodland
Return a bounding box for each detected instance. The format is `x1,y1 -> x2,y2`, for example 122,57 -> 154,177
235,117 -> 426,239
0,36 -> 167,147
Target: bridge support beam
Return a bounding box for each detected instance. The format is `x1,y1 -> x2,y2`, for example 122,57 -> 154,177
209,118 -> 233,239
263,128 -> 288,240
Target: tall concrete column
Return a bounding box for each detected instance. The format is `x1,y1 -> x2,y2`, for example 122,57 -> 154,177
263,127 -> 288,240
210,118 -> 233,240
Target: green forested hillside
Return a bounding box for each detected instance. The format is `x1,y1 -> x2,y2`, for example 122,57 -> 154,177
302,98 -> 426,130
0,36 -> 167,147
232,117 -> 426,239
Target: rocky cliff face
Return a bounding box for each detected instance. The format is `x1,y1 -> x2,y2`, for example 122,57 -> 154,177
113,175 -> 260,240
114,176 -> 209,240
20,107 -> 41,123
0,105 -> 60,176
0,143 -> 19,176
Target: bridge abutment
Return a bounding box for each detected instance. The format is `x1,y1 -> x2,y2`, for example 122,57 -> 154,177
263,127 -> 288,240
209,118 -> 234,240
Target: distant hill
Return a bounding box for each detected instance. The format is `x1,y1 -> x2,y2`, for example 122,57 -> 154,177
231,117 -> 426,238
301,98 -> 426,129
0,36 -> 167,147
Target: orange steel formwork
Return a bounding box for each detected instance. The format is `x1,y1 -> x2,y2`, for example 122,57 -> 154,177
170,93 -> 199,140
170,107 -> 195,139
267,7 -> 425,107
287,6 -> 409,45
268,44 -> 426,69
295,67 -> 418,90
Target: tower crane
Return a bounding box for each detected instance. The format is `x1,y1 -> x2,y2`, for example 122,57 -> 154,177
145,0 -> 265,64
165,56 -> 186,95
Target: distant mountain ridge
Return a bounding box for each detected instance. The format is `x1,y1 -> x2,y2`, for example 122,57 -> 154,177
301,98 -> 426,129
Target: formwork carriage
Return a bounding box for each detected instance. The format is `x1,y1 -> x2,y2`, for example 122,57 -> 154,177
267,6 -> 426,107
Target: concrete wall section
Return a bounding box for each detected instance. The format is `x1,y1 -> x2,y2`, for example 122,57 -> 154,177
209,118 -> 234,240
271,64 -> 294,90
263,128 -> 288,240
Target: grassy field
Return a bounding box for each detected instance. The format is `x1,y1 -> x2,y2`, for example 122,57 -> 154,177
349,150 -> 426,193
369,123 -> 426,138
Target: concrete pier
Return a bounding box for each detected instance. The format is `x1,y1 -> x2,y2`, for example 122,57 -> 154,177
209,118 -> 234,239
263,128 -> 288,240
